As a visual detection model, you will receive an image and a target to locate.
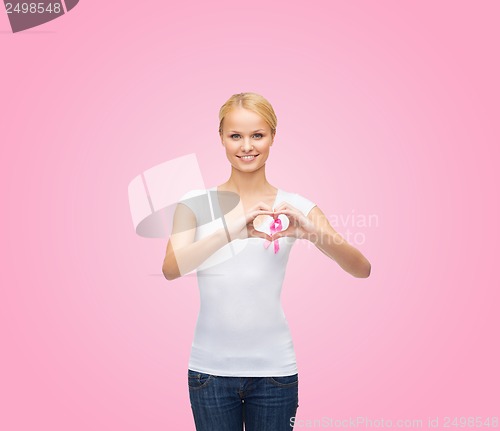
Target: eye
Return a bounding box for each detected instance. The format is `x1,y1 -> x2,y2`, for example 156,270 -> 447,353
230,133 -> 264,139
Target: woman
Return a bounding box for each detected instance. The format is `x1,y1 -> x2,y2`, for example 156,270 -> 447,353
163,92 -> 371,430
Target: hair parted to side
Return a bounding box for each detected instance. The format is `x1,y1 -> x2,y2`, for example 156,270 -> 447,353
218,92 -> 277,137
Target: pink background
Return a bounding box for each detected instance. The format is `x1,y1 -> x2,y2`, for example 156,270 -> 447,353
1,1 -> 499,429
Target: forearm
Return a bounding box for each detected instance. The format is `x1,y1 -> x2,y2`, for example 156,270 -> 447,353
163,227 -> 229,280
306,226 -> 371,278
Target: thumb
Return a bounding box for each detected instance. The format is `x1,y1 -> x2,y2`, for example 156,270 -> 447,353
270,232 -> 281,240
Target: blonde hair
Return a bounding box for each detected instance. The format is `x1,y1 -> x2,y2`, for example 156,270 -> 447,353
218,92 -> 277,137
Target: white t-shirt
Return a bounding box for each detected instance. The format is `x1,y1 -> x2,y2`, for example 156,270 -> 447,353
177,186 -> 316,377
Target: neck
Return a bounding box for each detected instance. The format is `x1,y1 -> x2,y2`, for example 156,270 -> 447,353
221,164 -> 273,196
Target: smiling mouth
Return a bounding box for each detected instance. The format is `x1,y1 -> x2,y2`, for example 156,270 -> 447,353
237,154 -> 259,158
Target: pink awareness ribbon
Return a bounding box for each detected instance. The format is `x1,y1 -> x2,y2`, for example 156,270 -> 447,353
263,217 -> 282,253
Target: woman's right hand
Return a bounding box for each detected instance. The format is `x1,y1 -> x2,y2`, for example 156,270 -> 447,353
224,201 -> 276,242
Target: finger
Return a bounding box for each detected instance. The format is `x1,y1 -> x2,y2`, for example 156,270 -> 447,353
247,219 -> 271,237
274,202 -> 299,213
249,209 -> 275,220
248,226 -> 272,241
272,208 -> 295,216
269,233 -> 286,242
272,205 -> 288,215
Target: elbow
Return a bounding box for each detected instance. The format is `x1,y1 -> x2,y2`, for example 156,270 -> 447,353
163,269 -> 177,281
361,262 -> 371,278
351,255 -> 371,278
163,268 -> 179,281
162,260 -> 180,281
356,261 -> 371,278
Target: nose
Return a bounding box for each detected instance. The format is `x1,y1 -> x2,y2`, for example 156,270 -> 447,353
241,139 -> 253,152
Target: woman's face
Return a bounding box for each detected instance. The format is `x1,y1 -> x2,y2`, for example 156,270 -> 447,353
220,107 -> 274,172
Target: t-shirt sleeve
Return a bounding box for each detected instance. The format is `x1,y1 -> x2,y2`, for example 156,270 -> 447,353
176,188 -> 205,221
292,192 -> 317,217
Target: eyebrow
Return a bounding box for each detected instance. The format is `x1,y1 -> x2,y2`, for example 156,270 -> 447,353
228,129 -> 265,133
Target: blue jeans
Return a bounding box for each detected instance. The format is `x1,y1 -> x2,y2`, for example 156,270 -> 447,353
188,368 -> 299,430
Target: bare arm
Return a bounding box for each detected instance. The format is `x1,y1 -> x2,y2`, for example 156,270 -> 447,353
162,199 -> 275,281
162,202 -> 229,281
306,206 -> 371,278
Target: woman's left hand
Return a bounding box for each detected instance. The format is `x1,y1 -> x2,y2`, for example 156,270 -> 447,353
271,202 -> 317,240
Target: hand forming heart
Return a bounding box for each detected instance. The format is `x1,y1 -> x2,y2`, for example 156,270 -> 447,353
253,214 -> 290,253
253,202 -> 317,252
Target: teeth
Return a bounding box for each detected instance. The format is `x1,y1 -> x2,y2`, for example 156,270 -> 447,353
241,156 -> 255,160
